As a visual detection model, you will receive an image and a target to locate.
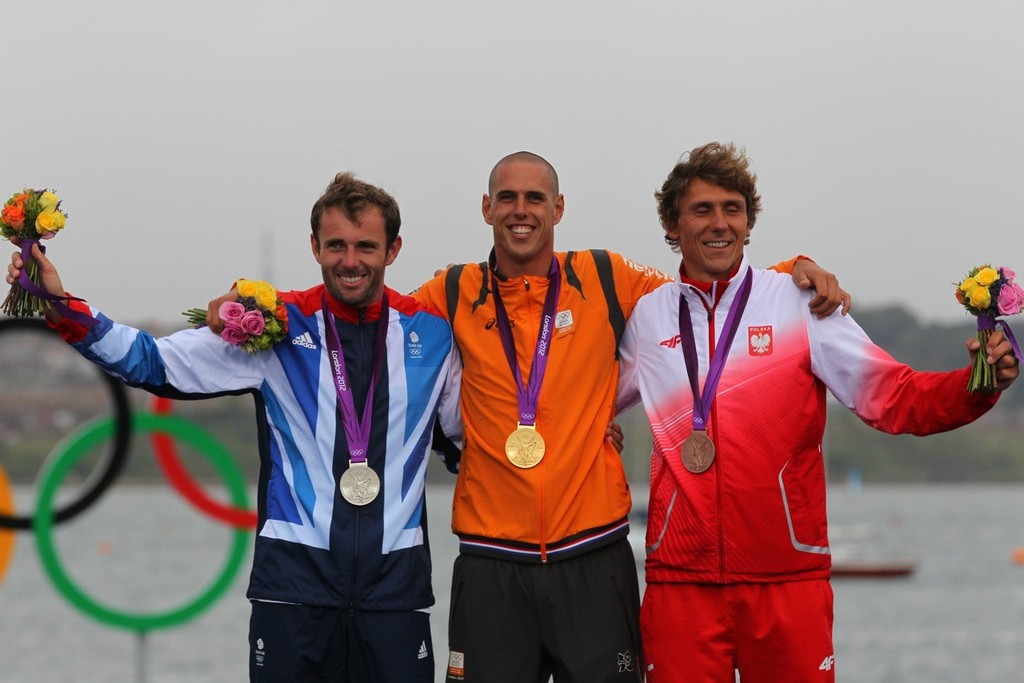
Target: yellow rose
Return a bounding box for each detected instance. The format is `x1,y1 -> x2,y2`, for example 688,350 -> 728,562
35,209 -> 65,235
255,285 -> 278,310
974,267 -> 998,287
959,277 -> 978,295
236,279 -> 257,298
968,284 -> 991,310
38,191 -> 59,212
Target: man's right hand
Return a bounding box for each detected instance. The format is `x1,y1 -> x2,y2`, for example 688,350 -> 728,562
7,239 -> 67,322
205,289 -> 238,333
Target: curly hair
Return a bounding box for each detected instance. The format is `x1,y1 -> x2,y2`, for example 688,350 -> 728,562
310,172 -> 401,247
655,142 -> 762,252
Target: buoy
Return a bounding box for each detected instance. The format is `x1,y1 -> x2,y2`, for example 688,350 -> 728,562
1012,547 -> 1024,565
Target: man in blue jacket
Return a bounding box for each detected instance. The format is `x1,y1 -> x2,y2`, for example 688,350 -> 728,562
8,172 -> 462,682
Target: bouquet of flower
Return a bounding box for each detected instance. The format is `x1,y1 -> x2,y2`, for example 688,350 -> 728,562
1,188 -> 69,317
955,265 -> 1024,392
184,279 -> 288,353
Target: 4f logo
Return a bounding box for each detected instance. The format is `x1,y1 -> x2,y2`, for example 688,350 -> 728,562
748,325 -> 773,356
819,654 -> 835,671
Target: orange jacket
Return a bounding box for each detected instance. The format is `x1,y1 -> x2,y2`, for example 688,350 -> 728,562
416,250 -> 673,561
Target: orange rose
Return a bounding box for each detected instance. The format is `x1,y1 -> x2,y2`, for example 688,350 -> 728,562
1,203 -> 25,230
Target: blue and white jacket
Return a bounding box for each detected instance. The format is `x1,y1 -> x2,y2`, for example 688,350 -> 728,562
59,284 -> 462,611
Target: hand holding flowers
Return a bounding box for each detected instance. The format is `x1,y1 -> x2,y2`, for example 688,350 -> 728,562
955,265 -> 1023,392
184,279 -> 287,353
1,188 -> 69,317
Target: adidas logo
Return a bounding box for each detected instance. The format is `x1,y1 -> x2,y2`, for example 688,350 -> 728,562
418,641 -> 429,660
291,331 -> 317,349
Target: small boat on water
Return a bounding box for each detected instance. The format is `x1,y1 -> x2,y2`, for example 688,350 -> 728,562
628,513 -> 918,579
830,552 -> 917,578
829,522 -> 917,579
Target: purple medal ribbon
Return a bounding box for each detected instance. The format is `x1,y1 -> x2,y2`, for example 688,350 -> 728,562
677,267 -> 754,433
492,257 -> 561,428
978,315 -> 1021,360
18,239 -> 98,329
322,292 -> 389,464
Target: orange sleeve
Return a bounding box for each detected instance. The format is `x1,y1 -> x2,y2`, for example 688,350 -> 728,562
767,254 -> 812,274
411,270 -> 449,316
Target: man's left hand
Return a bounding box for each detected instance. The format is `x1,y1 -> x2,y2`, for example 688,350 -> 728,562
968,329 -> 1020,391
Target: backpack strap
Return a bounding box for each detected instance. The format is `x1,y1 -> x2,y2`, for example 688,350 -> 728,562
590,249 -> 625,359
443,264 -> 466,325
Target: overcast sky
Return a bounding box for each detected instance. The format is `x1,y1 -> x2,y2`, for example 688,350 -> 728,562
4,0 -> 1021,327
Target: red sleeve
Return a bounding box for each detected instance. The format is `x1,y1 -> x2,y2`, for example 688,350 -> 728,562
45,295 -> 93,344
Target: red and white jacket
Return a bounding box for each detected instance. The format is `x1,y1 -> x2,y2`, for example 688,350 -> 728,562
617,256 -> 998,584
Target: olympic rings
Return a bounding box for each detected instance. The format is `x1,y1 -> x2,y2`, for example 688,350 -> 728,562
0,465 -> 15,586
0,317 -> 132,530
151,395 -> 258,528
33,413 -> 250,631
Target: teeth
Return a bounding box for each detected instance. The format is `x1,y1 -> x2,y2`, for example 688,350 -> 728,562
511,226 -> 532,235
705,241 -> 729,248
341,275 -> 364,284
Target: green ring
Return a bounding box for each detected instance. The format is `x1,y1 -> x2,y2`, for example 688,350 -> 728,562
33,413 -> 250,632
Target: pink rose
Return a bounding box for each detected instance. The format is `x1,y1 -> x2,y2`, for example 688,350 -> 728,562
997,282 -> 1024,316
241,310 -> 266,336
220,323 -> 249,346
999,267 -> 1016,282
219,301 -> 246,324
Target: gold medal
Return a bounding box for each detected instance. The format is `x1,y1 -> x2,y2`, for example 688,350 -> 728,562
339,462 -> 380,505
505,424 -> 546,469
681,430 -> 716,474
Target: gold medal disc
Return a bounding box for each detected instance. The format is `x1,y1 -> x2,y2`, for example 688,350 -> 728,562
680,431 -> 716,474
505,425 -> 546,469
340,462 -> 380,506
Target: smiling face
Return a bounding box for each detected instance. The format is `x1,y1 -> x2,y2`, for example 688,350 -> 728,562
312,205 -> 401,307
667,178 -> 749,282
482,158 -> 564,277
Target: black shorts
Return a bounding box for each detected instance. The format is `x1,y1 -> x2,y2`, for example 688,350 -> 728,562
446,538 -> 643,683
249,601 -> 433,682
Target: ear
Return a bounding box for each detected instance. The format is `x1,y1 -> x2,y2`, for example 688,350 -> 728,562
481,194 -> 493,225
310,233 -> 321,261
553,194 -> 565,225
384,235 -> 402,266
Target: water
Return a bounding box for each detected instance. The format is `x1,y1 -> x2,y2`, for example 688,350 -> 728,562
0,483 -> 1022,682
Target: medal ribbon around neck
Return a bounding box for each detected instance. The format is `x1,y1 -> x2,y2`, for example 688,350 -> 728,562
677,267 -> 753,435
492,257 -> 561,429
322,292 -> 389,466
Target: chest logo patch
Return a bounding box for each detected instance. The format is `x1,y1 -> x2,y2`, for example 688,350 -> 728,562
555,309 -> 574,330
748,325 -> 773,356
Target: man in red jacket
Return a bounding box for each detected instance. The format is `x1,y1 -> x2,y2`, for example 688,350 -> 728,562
617,141 -> 1019,682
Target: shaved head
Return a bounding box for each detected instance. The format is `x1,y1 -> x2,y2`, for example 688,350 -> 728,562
488,151 -> 559,195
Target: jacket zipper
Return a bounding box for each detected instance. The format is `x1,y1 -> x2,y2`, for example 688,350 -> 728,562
701,289 -> 727,582
347,305 -> 371,609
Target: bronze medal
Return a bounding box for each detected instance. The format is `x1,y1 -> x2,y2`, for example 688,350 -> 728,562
505,425 -> 546,469
681,430 -> 716,474
340,462 -> 380,505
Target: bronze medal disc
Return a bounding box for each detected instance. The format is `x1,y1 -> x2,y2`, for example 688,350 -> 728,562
505,426 -> 546,469
681,431 -> 716,474
340,463 -> 380,506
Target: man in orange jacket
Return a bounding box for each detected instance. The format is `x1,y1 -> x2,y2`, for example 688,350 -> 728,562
414,151 -> 848,682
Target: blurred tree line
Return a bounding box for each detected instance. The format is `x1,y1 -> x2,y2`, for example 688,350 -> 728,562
2,306 -> 1022,486
617,305 -> 1024,485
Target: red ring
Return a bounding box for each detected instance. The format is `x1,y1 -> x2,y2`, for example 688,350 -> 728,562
150,396 -> 257,528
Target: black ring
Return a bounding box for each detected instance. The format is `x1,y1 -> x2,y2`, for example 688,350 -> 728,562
0,317 -> 132,529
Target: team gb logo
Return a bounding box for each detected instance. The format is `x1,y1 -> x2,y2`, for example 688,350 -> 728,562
748,325 -> 773,356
